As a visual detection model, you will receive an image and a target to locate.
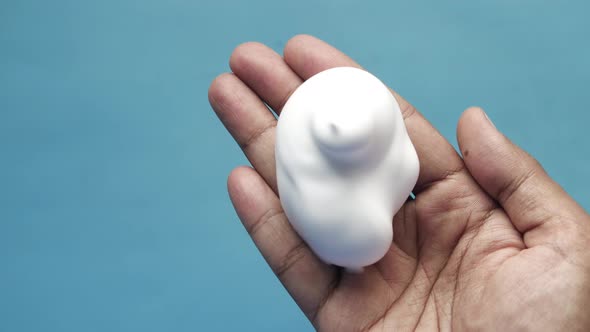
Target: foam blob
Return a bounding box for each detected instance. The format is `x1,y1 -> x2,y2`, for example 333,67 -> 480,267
275,67 -> 419,271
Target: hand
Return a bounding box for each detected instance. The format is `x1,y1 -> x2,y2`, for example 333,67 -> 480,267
208,35 -> 590,331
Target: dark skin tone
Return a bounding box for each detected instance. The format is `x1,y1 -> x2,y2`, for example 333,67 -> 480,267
209,35 -> 590,331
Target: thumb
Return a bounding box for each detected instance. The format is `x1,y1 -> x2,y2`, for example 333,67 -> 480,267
456,107 -> 589,249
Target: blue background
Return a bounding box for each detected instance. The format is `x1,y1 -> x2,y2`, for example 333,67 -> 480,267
1,1 -> 589,331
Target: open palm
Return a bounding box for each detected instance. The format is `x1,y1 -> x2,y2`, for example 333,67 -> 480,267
209,35 -> 590,331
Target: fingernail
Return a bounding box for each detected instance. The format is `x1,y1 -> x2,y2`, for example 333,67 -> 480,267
482,110 -> 496,129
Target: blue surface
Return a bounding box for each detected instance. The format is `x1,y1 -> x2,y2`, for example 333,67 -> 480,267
1,1 -> 589,331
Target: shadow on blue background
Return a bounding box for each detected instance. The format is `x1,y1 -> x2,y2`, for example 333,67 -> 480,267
1,1 -> 589,331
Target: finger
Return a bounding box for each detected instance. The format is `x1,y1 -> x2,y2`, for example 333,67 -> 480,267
230,42 -> 303,115
227,166 -> 338,320
456,107 -> 590,247
282,34 -> 466,194
208,73 -> 278,192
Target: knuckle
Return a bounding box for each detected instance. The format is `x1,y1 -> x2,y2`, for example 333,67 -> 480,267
496,168 -> 536,205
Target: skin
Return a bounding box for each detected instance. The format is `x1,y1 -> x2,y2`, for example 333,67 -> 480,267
208,35 -> 590,331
